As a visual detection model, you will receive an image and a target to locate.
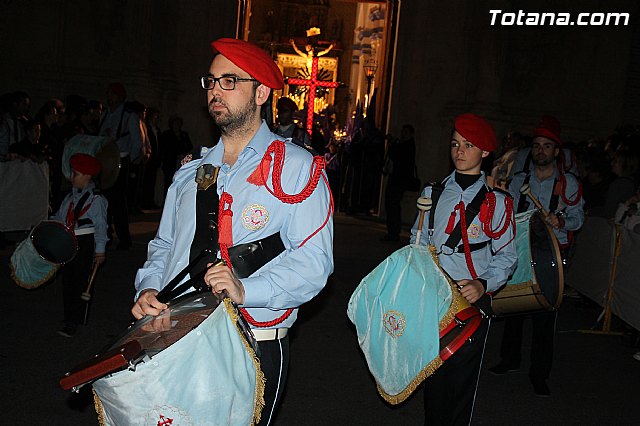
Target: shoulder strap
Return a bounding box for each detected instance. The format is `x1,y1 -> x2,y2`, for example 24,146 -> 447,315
517,174 -> 532,213
523,151 -> 532,172
428,182 -> 445,230
443,185 -> 488,249
550,177 -> 560,212
74,191 -> 91,219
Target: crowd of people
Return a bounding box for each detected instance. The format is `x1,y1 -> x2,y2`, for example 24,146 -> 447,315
0,87 -> 194,247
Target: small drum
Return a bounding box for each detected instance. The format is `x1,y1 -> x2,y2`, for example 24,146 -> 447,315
60,291 -> 263,426
347,244 -> 482,404
492,210 -> 564,315
63,134 -> 120,189
10,221 -> 78,289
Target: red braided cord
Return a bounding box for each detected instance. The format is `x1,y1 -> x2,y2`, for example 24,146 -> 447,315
482,193 -> 513,239
457,200 -> 478,280
559,173 -> 582,206
259,141 -> 326,204
238,142 -> 332,327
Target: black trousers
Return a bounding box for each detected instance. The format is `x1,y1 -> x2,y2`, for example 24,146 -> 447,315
104,156 -> 132,246
256,335 -> 290,426
498,310 -> 557,379
424,318 -> 489,426
384,182 -> 405,237
62,234 -> 94,326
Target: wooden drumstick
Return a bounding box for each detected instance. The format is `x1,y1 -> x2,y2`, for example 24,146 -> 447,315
80,262 -> 100,302
519,184 -> 549,217
415,196 -> 433,243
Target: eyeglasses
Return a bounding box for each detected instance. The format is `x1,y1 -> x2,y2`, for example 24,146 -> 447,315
200,75 -> 257,91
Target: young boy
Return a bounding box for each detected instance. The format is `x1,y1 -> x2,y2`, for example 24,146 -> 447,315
52,153 -> 108,337
411,113 -> 518,425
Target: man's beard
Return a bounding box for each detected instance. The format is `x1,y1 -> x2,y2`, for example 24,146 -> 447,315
533,155 -> 554,167
208,91 -> 258,134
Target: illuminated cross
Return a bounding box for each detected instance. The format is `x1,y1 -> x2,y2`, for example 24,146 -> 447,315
286,56 -> 341,136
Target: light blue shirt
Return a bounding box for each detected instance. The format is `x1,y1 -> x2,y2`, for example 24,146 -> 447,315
410,172 -> 517,293
99,103 -> 143,161
509,168 -> 584,245
51,182 -> 109,253
135,121 -> 334,329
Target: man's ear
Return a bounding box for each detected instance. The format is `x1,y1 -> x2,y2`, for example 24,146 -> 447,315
481,150 -> 490,158
554,147 -> 560,158
255,84 -> 271,106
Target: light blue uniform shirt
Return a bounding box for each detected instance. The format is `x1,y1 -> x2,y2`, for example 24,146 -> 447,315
51,182 -> 109,253
410,172 -> 517,293
135,121 -> 334,329
99,103 -> 143,161
509,168 -> 584,245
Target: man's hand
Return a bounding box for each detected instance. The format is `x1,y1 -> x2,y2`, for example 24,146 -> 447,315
131,289 -> 168,320
544,212 -> 563,229
204,262 -> 245,304
94,252 -> 106,266
457,279 -> 485,304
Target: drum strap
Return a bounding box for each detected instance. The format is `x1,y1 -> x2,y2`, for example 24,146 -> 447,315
442,186 -> 488,250
517,174 -> 559,213
66,191 -> 92,228
428,181 -> 490,250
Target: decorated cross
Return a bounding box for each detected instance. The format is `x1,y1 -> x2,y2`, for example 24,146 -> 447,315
286,56 -> 341,136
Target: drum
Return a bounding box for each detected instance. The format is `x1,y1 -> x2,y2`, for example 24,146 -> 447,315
10,221 -> 78,289
59,291 -> 264,426
347,244 -> 482,404
62,134 -> 120,189
491,210 -> 564,315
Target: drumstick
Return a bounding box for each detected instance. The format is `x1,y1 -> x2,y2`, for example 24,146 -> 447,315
519,184 -> 549,217
415,196 -> 433,243
80,262 -> 100,302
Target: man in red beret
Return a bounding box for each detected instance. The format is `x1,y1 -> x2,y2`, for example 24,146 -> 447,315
491,116 -> 584,397
411,113 -> 517,425
131,38 -> 333,425
273,96 -> 312,151
510,115 -> 578,176
51,153 -> 108,337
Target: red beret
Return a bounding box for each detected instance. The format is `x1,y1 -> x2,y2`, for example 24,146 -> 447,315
454,113 -> 497,152
70,153 -> 101,176
211,38 -> 283,90
108,82 -> 127,99
533,115 -> 561,146
277,97 -> 298,111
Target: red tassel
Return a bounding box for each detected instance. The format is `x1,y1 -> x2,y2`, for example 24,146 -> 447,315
247,153 -> 272,186
445,208 -> 457,234
219,210 -> 233,246
479,199 -> 490,224
218,192 -> 234,246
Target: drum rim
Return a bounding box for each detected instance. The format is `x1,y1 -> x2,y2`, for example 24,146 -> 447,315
105,289 -> 222,354
529,215 -> 564,310
31,220 -> 79,265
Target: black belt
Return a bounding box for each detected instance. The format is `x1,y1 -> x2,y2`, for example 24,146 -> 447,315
228,232 -> 286,279
453,240 -> 489,253
156,232 -> 285,303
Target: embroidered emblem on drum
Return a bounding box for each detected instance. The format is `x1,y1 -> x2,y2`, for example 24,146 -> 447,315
242,204 -> 269,231
145,405 -> 192,426
467,223 -> 481,239
383,310 -> 406,338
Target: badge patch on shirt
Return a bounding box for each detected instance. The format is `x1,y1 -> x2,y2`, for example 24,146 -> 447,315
467,223 -> 481,239
242,204 -> 269,231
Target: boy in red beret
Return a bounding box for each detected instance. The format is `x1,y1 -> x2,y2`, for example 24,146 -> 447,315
411,113 -> 518,425
52,153 -> 108,337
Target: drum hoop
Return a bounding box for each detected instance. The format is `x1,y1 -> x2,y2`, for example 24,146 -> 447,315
32,220 -> 79,265
529,219 -> 564,310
